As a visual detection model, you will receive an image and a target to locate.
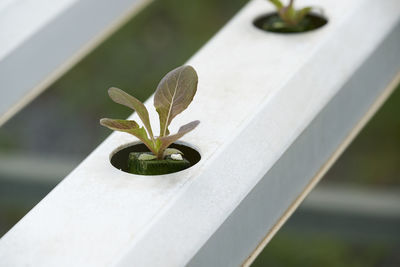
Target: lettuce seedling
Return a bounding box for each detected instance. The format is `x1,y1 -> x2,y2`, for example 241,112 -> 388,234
269,0 -> 312,27
100,65 -> 200,160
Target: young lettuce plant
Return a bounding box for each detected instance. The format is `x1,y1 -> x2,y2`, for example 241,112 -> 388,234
100,65 -> 200,161
269,0 -> 312,27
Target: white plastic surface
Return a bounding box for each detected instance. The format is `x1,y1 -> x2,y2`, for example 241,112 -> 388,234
0,0 -> 150,126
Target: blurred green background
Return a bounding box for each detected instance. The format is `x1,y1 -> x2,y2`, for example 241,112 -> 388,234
0,0 -> 399,266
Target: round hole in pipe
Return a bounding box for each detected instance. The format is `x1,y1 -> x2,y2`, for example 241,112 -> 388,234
253,12 -> 328,34
110,141 -> 201,175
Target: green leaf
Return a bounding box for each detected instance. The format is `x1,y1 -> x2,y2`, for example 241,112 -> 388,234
100,118 -> 157,155
157,120 -> 200,158
108,87 -> 154,141
295,7 -> 312,24
280,5 -> 297,25
100,118 -> 139,131
269,0 -> 284,10
287,6 -> 297,22
163,148 -> 183,158
154,65 -> 198,137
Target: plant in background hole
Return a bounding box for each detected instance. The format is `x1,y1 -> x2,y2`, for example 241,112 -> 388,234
262,0 -> 327,33
254,0 -> 326,33
268,0 -> 313,28
100,65 -> 200,160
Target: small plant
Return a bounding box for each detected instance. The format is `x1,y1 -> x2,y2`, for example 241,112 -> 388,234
254,0 -> 326,33
269,0 -> 312,27
100,65 -> 200,165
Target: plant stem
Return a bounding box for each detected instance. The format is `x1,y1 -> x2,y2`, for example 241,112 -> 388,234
157,150 -> 164,160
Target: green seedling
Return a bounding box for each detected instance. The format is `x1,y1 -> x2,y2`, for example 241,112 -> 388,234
100,65 -> 200,160
269,0 -> 313,27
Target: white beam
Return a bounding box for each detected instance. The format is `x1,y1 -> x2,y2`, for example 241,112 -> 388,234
302,185 -> 400,218
0,0 -> 151,126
